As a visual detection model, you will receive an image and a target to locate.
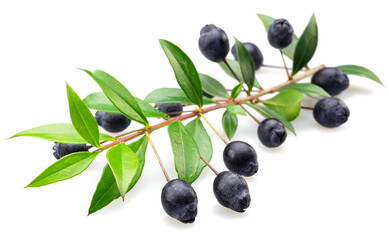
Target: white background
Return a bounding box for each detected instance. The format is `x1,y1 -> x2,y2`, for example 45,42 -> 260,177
1,0 -> 388,239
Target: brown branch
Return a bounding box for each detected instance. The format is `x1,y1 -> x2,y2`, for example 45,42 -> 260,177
94,64 -> 325,152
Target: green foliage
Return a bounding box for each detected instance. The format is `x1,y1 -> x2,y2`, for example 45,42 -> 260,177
185,118 -> 213,183
277,83 -> 330,96
218,58 -> 261,89
168,121 -> 200,183
144,88 -> 214,105
66,84 -> 101,148
9,123 -> 115,144
337,65 -> 383,86
159,39 -> 203,108
222,110 -> 238,140
106,143 -> 139,200
199,73 -> 229,99
292,14 -> 318,75
88,136 -> 148,215
26,152 -> 99,187
84,92 -> 167,119
81,69 -> 149,126
226,105 -> 246,116
234,38 -> 255,91
231,83 -> 243,99
262,89 -> 304,121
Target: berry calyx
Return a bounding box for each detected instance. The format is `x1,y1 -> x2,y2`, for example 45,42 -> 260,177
313,97 -> 350,128
155,103 -> 183,118
311,67 -> 349,96
161,179 -> 198,223
198,24 -> 229,62
52,143 -> 88,160
231,42 -> 264,70
223,141 -> 258,176
257,118 -> 287,148
267,19 -> 294,49
95,111 -> 131,133
213,171 -> 251,212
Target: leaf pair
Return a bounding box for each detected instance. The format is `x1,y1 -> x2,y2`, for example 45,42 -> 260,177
168,119 -> 212,184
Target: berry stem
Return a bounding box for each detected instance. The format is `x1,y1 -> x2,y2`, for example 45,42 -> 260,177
279,50 -> 291,80
200,156 -> 219,175
144,130 -> 171,182
222,58 -> 250,95
301,106 -> 314,110
239,103 -> 261,124
199,112 -> 229,145
262,64 -> 292,70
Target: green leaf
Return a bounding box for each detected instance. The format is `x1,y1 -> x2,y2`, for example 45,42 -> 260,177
337,65 -> 383,86
222,110 -> 238,140
257,14 -> 299,60
218,58 -> 261,89
199,73 -> 229,99
80,69 -> 148,125
245,103 -> 295,134
159,39 -> 203,107
234,38 -> 255,91
66,83 -> 101,148
185,118 -> 212,183
88,136 -> 148,215
167,121 -> 200,183
144,88 -> 214,105
9,123 -> 115,144
226,104 -> 246,116
106,143 -> 139,199
231,83 -> 243,99
26,152 -> 98,187
84,92 -> 168,119
277,83 -> 330,96
262,89 -> 304,121
292,14 -> 318,75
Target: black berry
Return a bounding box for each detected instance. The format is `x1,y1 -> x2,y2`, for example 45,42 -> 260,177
311,67 -> 350,96
203,90 -> 214,99
95,111 -> 131,133
267,19 -> 294,49
53,143 -> 88,160
155,103 -> 183,118
231,42 -> 264,70
213,171 -> 251,212
257,118 -> 287,148
198,24 -> 229,62
161,179 -> 198,223
223,141 -> 258,177
313,97 -> 350,128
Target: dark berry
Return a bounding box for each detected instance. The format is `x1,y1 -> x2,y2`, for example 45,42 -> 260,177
267,19 -> 294,49
53,142 -> 88,160
223,141 -> 258,177
95,111 -> 131,133
257,118 -> 287,148
155,103 -> 183,118
203,90 -> 214,99
213,171 -> 251,212
198,24 -> 229,62
231,42 -> 264,70
161,179 -> 198,223
311,67 -> 350,96
313,97 -> 350,128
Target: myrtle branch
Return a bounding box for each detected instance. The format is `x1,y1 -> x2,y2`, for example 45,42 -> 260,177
94,64 -> 325,152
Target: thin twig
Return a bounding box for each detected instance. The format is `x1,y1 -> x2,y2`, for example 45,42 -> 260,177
144,131 -> 170,182
200,156 -> 218,175
239,104 -> 261,124
199,112 -> 229,145
222,58 -> 250,95
262,64 -> 292,70
279,50 -> 291,80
